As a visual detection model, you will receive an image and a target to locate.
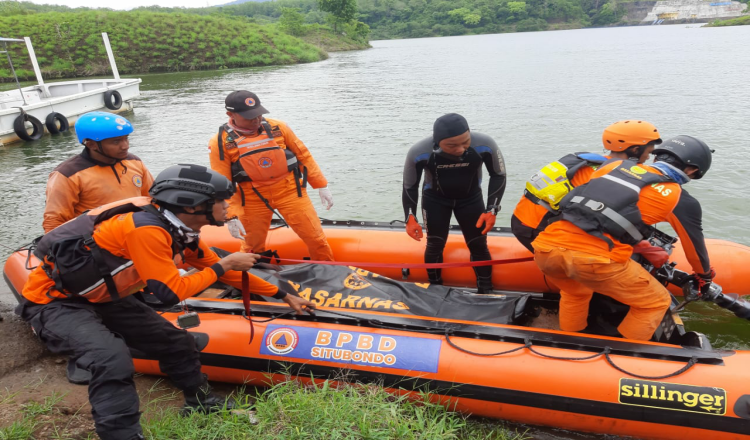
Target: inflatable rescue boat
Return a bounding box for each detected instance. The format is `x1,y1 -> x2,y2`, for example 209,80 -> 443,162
200,221 -> 750,297
4,221 -> 750,440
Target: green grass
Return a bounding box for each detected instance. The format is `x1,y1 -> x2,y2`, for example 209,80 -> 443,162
20,391 -> 65,418
707,14 -> 750,26
140,378 -> 528,440
0,377 -> 528,439
0,10 -> 336,81
0,390 -> 64,440
0,421 -> 37,440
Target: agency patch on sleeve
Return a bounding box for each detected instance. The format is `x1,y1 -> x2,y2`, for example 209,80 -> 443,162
619,378 -> 726,415
260,324 -> 442,373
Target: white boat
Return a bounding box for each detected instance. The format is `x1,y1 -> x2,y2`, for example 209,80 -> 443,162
0,33 -> 141,146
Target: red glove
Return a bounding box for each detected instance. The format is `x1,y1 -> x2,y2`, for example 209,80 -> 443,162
475,212 -> 497,235
406,215 -> 423,241
632,240 -> 669,268
692,267 -> 716,296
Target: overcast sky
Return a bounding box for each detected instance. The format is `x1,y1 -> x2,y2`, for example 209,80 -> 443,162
26,0 -> 229,10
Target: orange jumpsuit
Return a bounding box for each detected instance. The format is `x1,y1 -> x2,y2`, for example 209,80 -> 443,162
208,117 -> 333,260
532,161 -> 707,340
20,206 -> 284,440
43,149 -> 153,232
23,210 -> 280,305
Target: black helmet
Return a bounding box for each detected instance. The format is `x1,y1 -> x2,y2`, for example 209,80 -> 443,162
653,135 -> 713,180
149,164 -> 234,207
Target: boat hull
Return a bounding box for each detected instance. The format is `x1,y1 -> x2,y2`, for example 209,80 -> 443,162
0,78 -> 141,146
131,301 -> 750,440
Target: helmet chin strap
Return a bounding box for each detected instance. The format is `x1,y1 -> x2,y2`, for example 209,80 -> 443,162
91,141 -> 123,163
205,200 -> 224,226
189,200 -> 225,227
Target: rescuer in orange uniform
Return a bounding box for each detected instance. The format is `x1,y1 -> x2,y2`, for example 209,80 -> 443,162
208,91 -> 334,260
18,164 -> 316,440
532,136 -> 716,340
512,120 -> 662,253
43,111 -> 154,232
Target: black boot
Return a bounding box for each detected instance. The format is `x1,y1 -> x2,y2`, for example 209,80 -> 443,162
181,380 -> 234,415
476,276 -> 494,295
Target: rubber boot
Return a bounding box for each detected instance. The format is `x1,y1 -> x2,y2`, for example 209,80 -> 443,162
181,380 -> 234,415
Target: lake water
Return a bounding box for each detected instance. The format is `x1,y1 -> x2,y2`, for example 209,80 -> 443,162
2,23 -> 750,439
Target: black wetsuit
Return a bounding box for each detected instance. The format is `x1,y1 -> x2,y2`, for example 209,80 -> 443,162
402,133 -> 507,290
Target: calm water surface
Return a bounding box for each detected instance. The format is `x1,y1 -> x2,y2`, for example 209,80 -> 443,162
1,25 -> 749,361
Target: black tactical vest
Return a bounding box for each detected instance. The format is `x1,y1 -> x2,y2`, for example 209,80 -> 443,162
556,160 -> 671,249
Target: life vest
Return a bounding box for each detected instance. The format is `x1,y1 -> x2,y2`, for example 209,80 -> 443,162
33,197 -> 184,303
555,160 -> 671,249
524,152 -> 608,211
217,120 -> 301,187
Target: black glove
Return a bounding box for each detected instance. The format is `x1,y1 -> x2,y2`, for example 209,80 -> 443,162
692,267 -> 716,297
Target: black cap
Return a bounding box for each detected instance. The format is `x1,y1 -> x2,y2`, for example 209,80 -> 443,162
433,113 -> 470,145
225,90 -> 269,119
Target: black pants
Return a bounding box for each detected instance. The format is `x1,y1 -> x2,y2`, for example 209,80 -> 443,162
17,296 -> 203,440
422,191 -> 492,291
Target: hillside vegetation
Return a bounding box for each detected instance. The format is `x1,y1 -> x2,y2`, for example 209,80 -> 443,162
0,2 -> 369,82
708,14 -> 750,26
162,0 -> 630,39
160,0 -> 750,38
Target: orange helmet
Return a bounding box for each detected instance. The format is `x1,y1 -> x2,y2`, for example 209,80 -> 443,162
602,120 -> 662,152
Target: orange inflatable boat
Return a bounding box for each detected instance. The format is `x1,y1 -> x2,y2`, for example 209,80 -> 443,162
201,221 -> 750,297
4,221 -> 750,440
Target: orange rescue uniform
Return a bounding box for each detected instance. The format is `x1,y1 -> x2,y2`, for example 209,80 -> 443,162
532,161 -> 701,340
209,117 -> 334,260
23,210 -> 279,305
43,149 -> 153,232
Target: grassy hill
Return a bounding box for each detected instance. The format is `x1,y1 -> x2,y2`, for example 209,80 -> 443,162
0,6 -> 367,82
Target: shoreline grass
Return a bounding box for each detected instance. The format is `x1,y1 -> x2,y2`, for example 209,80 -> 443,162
1,377 -> 529,440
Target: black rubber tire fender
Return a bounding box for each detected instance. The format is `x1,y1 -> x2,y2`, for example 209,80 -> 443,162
103,90 -> 122,110
13,114 -> 44,141
45,112 -> 70,134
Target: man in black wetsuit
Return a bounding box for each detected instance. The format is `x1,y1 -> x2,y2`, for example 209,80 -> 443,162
402,113 -> 507,294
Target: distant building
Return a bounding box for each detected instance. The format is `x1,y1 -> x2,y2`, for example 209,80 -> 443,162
643,0 -> 748,23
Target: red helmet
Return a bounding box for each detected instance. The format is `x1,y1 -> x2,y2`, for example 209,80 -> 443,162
602,120 -> 662,152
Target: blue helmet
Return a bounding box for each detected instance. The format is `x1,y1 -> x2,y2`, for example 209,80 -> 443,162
74,111 -> 133,144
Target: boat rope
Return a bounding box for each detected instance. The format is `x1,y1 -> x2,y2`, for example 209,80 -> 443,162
241,272 -> 255,344
602,349 -> 699,380
526,342 -> 602,361
445,332 -> 530,356
444,329 -> 698,379
266,256 -> 535,269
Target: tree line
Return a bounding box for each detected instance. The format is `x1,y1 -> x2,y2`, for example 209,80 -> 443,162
139,0 -> 637,39
1,0 -> 650,44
